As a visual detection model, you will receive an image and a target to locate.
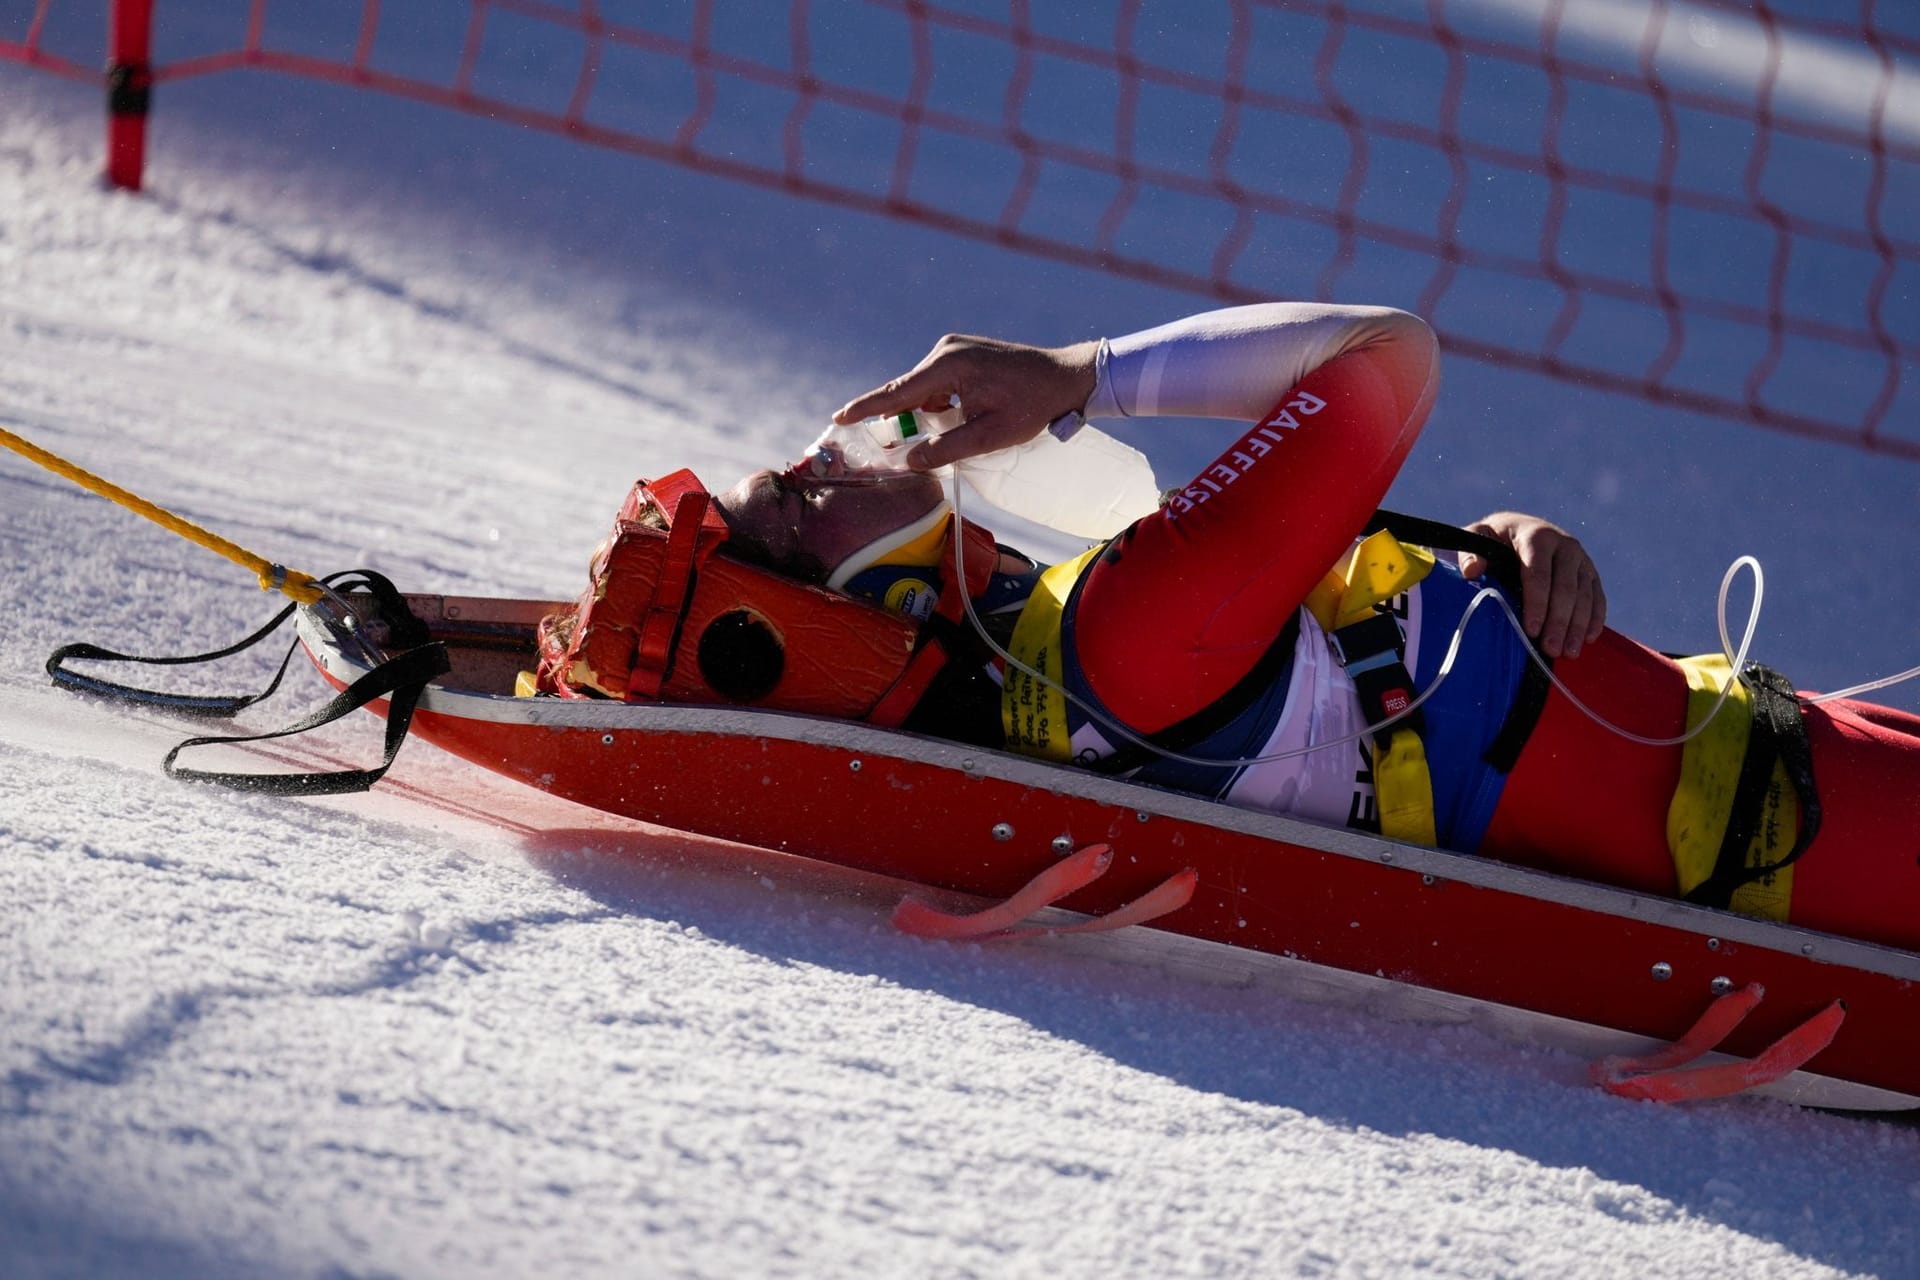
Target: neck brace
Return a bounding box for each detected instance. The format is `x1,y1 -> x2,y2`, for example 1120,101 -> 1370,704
825,501 -> 954,592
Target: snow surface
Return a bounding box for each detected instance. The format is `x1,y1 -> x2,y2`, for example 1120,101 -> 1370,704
5,9 -> 1920,1276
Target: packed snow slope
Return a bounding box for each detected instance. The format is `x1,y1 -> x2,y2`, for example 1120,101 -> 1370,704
5,28 -> 1920,1280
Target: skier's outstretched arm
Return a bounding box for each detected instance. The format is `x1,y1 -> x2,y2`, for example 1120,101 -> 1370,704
834,302 -> 1434,473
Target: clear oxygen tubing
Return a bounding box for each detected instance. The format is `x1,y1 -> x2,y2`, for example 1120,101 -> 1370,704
1802,663 -> 1920,704
937,473 -> 1897,772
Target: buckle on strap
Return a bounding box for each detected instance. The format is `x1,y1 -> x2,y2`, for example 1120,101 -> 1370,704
1329,609 -> 1403,669
1330,610 -> 1418,723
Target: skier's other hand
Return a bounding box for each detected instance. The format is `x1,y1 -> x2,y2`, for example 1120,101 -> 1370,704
834,336 -> 1100,471
1461,511 -> 1607,659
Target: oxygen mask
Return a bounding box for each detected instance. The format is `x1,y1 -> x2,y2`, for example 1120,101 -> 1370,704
795,399 -> 966,484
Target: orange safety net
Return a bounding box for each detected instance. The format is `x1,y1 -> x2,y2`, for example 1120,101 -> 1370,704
6,0 -> 1917,457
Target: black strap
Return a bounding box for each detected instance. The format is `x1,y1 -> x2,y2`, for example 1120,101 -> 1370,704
1484,655 -> 1552,774
1756,665 -> 1822,855
902,612 -> 1006,748
45,569 -> 430,714
1684,662 -> 1823,910
1330,608 -> 1423,742
1087,613 -> 1302,775
47,570 -> 447,797
163,641 -> 450,795
1366,508 -> 1525,601
47,606 -> 301,718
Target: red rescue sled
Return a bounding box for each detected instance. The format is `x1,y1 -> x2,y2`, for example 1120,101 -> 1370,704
296,591 -> 1920,1111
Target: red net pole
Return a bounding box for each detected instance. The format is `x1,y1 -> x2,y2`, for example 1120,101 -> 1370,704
106,0 -> 154,191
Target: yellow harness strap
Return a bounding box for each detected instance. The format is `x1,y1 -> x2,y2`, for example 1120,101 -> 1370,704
1002,546 -> 1102,760
1373,731 -> 1440,847
1667,656 -> 1797,921
1309,531 -> 1439,847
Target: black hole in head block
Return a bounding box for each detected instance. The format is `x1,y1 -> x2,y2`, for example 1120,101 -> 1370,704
697,609 -> 785,702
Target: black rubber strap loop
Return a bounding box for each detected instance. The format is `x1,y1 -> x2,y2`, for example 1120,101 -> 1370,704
162,641 -> 451,796
46,607 -> 302,718
45,569 -> 425,717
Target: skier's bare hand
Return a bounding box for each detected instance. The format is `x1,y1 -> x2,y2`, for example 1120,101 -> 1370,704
1460,511 -> 1607,659
834,336 -> 1099,470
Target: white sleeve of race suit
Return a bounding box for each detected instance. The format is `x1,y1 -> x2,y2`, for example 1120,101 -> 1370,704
1080,302 -> 1438,424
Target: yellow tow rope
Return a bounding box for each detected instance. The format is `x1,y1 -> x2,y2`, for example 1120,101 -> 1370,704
0,422 -> 325,605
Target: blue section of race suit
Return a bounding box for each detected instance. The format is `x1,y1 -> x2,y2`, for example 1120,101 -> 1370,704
1408,560 -> 1531,851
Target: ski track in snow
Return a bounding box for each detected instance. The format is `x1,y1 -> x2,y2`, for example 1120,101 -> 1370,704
4,53 -> 1920,1280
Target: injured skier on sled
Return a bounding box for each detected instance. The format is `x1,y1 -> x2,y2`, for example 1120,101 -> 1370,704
537,302 -> 1920,952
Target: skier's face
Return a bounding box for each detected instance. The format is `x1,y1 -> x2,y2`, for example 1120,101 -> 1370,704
715,466 -> 947,585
